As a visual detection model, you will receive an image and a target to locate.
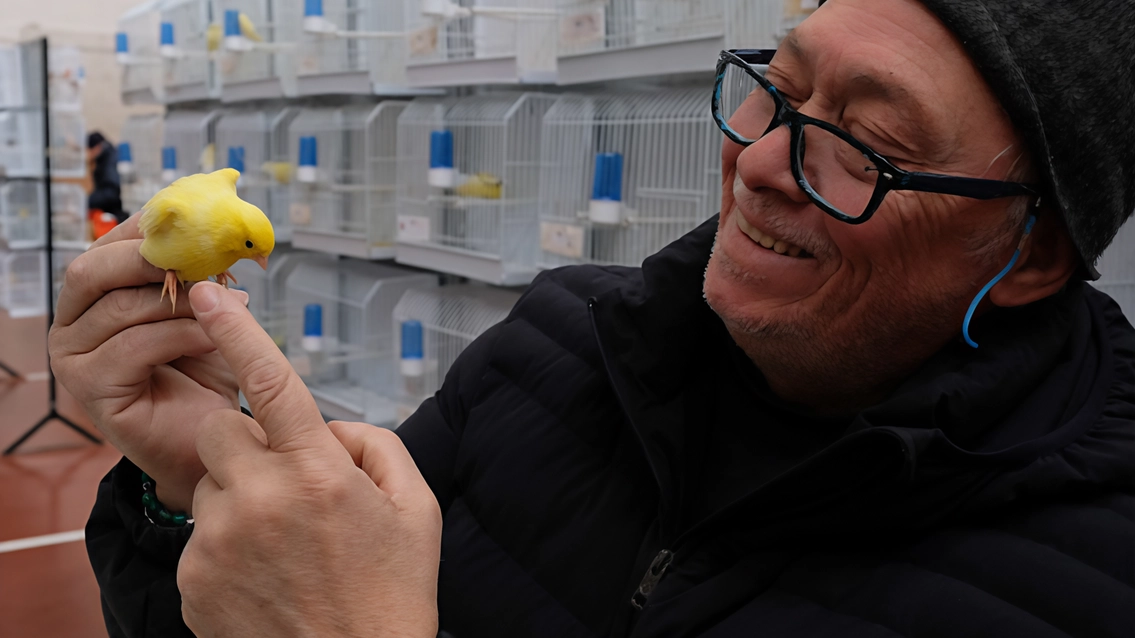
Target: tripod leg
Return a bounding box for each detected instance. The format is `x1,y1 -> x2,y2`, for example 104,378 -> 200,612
3,414 -> 52,455
0,359 -> 22,380
55,413 -> 102,445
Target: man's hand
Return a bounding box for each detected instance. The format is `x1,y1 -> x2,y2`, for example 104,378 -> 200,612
178,282 -> 442,638
50,214 -> 247,513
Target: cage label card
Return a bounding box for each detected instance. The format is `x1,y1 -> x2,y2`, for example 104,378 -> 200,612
540,221 -> 585,259
398,215 -> 431,243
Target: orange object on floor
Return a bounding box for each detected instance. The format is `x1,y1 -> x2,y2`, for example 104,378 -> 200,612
88,210 -> 118,240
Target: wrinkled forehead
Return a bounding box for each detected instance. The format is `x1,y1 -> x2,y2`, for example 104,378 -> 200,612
779,0 -> 1012,158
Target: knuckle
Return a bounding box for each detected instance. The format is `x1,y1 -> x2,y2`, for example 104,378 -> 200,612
63,255 -> 92,293
106,288 -> 136,317
241,356 -> 293,409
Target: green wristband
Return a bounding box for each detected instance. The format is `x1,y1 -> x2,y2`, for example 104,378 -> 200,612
140,471 -> 189,527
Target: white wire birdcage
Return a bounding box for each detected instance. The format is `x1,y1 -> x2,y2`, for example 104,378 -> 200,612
289,103 -> 407,258
0,45 -> 26,108
403,0 -> 558,86
0,182 -> 89,250
119,114 -> 165,214
0,107 -> 86,179
391,283 -> 518,416
555,0 -> 805,84
280,0 -> 412,94
394,92 -> 555,285
215,0 -> 299,99
162,109 -> 220,185
117,1 -> 166,103
215,107 -> 287,237
160,0 -> 220,101
0,249 -> 46,318
537,87 -> 717,268
229,245 -> 335,350
285,258 -> 437,426
1093,221 -> 1135,321
0,247 -> 83,318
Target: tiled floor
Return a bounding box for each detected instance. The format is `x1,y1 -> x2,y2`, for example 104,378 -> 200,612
0,310 -> 119,638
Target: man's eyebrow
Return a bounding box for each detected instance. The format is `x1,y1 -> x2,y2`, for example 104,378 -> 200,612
846,72 -> 937,147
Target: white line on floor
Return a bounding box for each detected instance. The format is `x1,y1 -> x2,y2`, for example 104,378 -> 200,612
0,529 -> 85,554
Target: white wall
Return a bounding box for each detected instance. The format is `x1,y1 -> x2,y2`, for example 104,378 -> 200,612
1,0 -> 163,143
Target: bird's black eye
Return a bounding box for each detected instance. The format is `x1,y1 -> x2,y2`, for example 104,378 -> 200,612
245,240 -> 254,248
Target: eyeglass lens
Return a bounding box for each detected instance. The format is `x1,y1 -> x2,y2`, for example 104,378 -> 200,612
719,61 -> 882,219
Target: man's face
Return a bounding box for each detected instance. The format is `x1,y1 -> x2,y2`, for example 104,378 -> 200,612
704,0 -> 1031,404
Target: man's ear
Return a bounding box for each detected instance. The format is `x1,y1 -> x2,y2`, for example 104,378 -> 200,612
989,210 -> 1078,308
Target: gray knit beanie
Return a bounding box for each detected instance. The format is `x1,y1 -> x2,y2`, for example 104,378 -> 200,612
913,0 -> 1135,278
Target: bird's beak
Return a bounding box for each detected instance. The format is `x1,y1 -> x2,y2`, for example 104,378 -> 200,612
255,255 -> 269,270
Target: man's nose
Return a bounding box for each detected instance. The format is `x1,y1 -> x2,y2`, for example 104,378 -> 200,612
733,124 -> 811,205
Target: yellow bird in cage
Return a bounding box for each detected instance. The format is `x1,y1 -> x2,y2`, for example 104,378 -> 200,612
261,161 -> 294,185
455,172 -> 503,199
206,23 -> 222,53
239,13 -> 264,42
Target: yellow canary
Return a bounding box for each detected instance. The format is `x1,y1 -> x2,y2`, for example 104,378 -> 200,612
138,169 -> 275,311
261,161 -> 293,184
239,13 -> 264,42
455,172 -> 503,199
206,23 -> 222,53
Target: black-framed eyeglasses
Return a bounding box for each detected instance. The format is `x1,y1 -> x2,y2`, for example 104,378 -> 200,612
712,49 -> 1040,224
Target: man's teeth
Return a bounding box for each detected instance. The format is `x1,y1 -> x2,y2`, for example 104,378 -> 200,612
736,214 -> 808,258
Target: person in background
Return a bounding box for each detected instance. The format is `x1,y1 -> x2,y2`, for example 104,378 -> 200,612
52,0 -> 1134,636
86,131 -> 126,223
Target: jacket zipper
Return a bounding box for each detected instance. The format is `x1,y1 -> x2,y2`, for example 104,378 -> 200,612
630,549 -> 674,610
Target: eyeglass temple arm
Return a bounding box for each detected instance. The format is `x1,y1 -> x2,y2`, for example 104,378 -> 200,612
892,171 -> 1039,200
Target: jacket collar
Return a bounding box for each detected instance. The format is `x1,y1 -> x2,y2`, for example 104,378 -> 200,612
589,214 -> 1134,542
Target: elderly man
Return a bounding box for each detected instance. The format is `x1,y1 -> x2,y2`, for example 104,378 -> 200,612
55,0 -> 1132,636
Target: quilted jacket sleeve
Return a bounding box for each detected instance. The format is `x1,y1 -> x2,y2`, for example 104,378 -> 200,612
85,456 -> 195,638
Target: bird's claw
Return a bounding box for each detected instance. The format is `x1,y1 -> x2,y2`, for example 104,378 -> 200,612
160,271 -> 180,312
214,270 -> 238,288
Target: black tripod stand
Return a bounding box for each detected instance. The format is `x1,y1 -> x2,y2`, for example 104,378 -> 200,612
3,37 -> 101,455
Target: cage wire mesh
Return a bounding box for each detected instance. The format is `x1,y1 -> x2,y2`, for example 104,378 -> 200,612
120,114 -> 164,214
162,109 -> 220,183
537,87 -> 717,268
290,103 -> 403,252
404,0 -> 557,81
0,45 -> 26,108
1093,221 -> 1135,321
161,0 -> 215,92
0,108 -> 86,179
285,258 -> 437,426
0,249 -> 46,318
556,0 -> 807,58
287,0 -> 391,81
216,0 -> 275,85
215,107 -> 284,236
395,92 -> 555,276
229,245 -> 335,350
267,106 -> 299,235
391,284 -> 519,405
117,1 -> 165,100
0,182 -> 89,249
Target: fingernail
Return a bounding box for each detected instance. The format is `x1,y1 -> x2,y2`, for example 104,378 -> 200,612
231,289 -> 250,307
192,283 -> 221,313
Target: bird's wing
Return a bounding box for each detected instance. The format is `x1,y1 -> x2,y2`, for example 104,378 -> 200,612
137,197 -> 180,238
239,14 -> 264,42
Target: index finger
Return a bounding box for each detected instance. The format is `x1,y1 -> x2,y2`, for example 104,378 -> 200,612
189,281 -> 330,451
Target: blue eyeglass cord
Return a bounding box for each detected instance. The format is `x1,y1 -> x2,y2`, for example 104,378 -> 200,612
962,214 -> 1037,348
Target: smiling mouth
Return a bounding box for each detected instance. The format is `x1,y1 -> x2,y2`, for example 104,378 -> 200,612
735,212 -> 814,259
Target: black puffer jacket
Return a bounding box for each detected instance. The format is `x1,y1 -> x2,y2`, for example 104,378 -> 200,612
88,217 -> 1135,637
